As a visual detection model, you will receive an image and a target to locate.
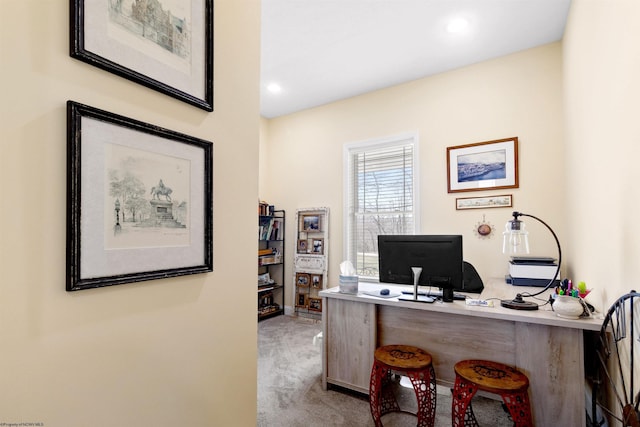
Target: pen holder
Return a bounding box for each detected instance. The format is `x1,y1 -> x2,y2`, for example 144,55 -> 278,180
553,295 -> 584,319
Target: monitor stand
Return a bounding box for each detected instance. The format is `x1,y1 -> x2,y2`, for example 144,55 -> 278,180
411,267 -> 422,301
398,294 -> 436,303
397,267 -> 435,303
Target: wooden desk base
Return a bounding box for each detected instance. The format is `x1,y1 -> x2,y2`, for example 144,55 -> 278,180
322,296 -> 591,426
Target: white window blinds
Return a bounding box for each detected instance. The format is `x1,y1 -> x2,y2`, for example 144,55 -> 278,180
344,135 -> 418,279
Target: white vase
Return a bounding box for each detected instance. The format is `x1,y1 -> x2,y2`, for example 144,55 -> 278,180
553,295 -> 584,319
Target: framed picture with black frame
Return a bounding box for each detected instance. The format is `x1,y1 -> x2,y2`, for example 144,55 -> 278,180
66,100 -> 213,291
70,0 -> 214,111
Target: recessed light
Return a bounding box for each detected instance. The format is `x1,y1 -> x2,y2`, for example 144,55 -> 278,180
446,17 -> 469,34
266,83 -> 282,94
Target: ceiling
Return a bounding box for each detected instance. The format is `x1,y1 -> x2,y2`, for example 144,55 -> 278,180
260,0 -> 572,118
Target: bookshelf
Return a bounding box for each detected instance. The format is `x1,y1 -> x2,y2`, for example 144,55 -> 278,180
258,203 -> 285,321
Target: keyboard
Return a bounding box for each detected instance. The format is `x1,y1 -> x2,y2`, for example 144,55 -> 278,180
401,290 -> 467,300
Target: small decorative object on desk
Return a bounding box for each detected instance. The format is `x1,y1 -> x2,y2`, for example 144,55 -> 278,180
553,279 -> 590,319
577,281 -> 591,298
339,261 -> 358,294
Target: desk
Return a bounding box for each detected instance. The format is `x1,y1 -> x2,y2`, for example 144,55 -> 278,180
319,279 -> 603,426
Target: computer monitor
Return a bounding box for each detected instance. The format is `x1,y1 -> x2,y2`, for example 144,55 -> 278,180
378,235 -> 464,291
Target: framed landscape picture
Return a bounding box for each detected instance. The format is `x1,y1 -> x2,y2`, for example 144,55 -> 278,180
70,0 -> 214,111
447,137 -> 519,193
66,101 -> 213,291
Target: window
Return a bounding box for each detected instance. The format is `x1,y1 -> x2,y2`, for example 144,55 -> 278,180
344,133 -> 419,280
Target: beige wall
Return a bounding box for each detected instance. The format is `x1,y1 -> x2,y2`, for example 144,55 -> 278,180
564,0 -> 640,310
263,43 -> 565,310
0,1 -> 260,426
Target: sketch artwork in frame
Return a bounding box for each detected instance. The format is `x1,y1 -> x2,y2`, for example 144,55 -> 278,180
456,194 -> 513,210
66,101 -> 213,291
447,137 -> 519,193
71,0 -> 214,111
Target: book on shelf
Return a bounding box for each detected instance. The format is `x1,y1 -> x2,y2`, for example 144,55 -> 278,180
270,218 -> 282,240
259,217 -> 283,240
258,201 -> 274,216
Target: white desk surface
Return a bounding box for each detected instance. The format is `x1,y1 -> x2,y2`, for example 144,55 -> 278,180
319,278 -> 603,332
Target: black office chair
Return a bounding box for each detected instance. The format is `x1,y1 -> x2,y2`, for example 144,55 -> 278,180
590,291 -> 640,427
462,261 -> 484,293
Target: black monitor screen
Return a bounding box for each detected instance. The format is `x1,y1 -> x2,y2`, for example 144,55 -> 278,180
378,235 -> 464,290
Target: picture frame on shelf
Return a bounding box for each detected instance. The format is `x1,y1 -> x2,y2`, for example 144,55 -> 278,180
302,215 -> 320,231
455,194 -> 513,210
66,101 -> 213,291
70,0 -> 214,111
297,239 -> 308,254
308,297 -> 322,312
311,274 -> 323,289
296,272 -> 310,287
311,238 -> 324,255
447,137 -> 519,193
296,293 -> 308,308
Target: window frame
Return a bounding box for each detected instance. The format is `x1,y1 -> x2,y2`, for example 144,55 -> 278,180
342,132 -> 421,282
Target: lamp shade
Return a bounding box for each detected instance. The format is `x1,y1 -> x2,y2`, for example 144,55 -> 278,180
502,217 -> 530,255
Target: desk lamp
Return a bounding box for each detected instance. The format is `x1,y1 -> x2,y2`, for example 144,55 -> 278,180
501,211 -> 562,310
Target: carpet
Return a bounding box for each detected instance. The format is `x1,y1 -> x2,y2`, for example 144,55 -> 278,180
258,315 -> 512,426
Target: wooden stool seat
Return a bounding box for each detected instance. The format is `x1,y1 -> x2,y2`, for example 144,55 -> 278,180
374,344 -> 433,370
369,345 -> 436,427
452,360 -> 533,427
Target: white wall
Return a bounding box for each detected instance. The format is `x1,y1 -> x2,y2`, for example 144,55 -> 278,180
564,0 -> 640,310
0,1 -> 260,425
262,43 -> 565,309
